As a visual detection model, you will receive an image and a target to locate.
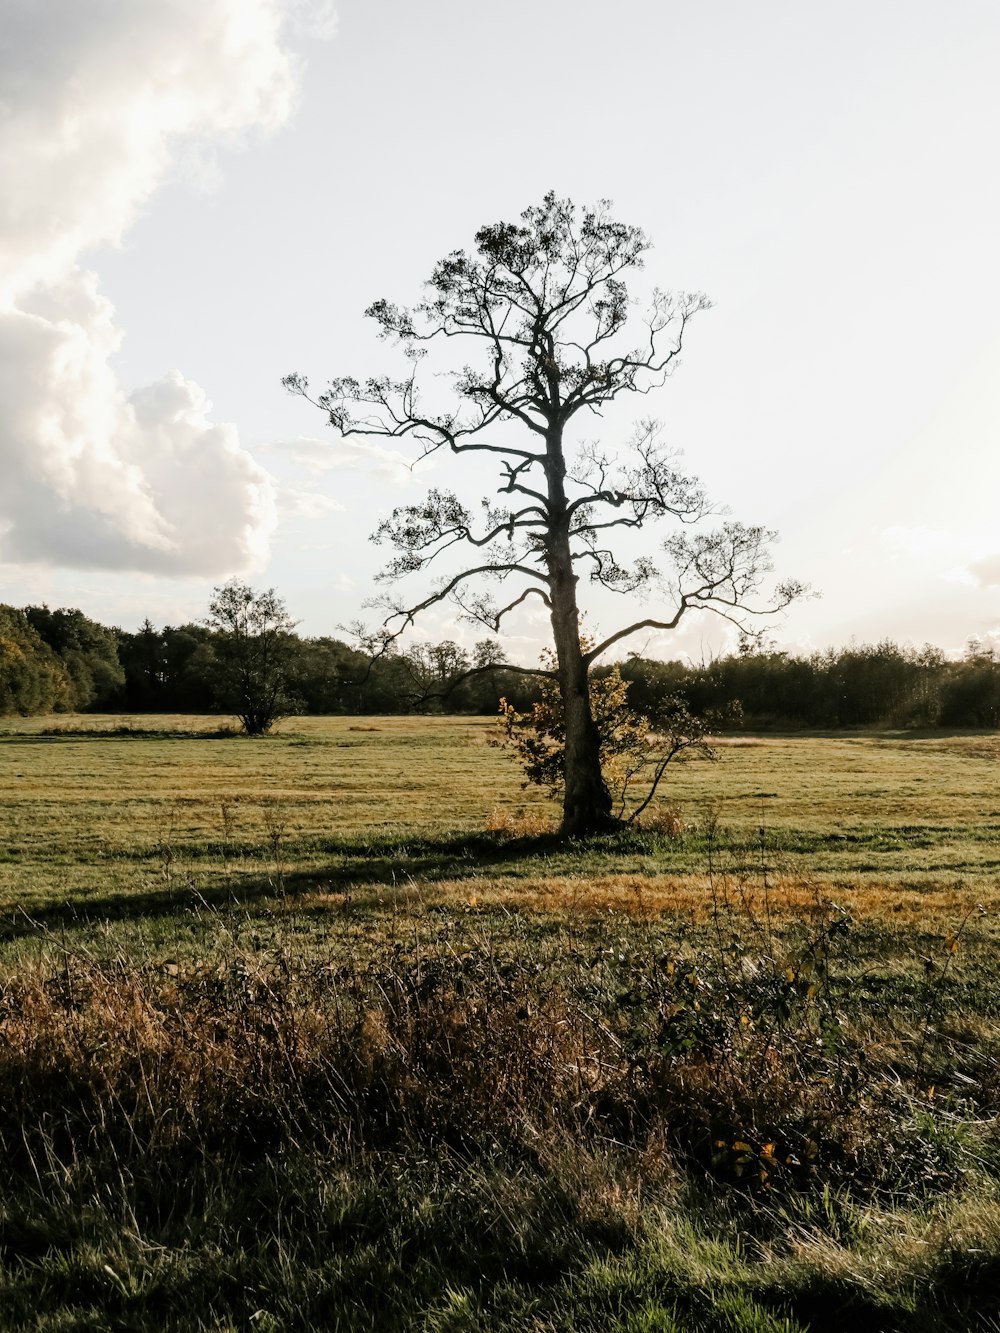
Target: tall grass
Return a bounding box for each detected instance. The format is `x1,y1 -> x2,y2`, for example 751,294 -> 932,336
2,852 -> 999,1330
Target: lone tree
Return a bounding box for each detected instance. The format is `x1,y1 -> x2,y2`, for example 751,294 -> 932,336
497,663 -> 739,826
285,193 -> 803,835
206,579 -> 299,735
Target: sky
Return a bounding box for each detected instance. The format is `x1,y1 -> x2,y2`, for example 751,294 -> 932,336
2,0 -> 999,664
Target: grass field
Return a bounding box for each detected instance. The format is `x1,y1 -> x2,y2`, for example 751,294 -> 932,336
1,715 -> 1000,1330
4,714 -> 1000,915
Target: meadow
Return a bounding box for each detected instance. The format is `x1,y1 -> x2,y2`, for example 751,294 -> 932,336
1,715 -> 1000,1331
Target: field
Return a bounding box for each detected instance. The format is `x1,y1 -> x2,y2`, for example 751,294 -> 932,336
1,716 -> 1000,1330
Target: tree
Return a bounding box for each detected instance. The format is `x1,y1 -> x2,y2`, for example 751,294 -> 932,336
286,193 -> 803,835
398,638 -> 509,711
206,580 -> 299,735
497,656 -> 739,824
283,636 -> 370,714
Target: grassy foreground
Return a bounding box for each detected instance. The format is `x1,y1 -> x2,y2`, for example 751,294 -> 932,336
1,716 -> 1000,1330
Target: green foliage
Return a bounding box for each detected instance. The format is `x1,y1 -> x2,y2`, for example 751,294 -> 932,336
939,640 -> 1000,727
497,662 -> 730,822
283,634 -> 370,713
0,605 -> 73,715
22,604 -> 125,710
621,638 -> 993,730
116,619 -> 218,712
8,588 -> 1000,730
498,664 -> 643,797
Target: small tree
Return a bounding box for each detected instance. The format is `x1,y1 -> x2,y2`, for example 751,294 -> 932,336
497,662 -> 735,824
206,580 -> 299,735
286,193 -> 803,835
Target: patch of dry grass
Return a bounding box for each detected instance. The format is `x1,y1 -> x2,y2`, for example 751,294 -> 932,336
485,804 -> 558,837
288,871 -> 999,934
1,897 -> 999,1330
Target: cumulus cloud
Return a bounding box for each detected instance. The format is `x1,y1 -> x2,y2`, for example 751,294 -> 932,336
0,0 -> 313,573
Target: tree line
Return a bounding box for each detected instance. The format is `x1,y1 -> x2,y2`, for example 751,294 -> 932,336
619,639 -> 1000,730
0,601 -> 527,719
3,598 -> 999,730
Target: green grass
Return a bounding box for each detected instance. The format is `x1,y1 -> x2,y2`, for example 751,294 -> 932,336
1,715 -> 1000,1329
4,715 -> 1000,916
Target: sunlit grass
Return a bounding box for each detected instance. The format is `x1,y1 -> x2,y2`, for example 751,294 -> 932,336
4,715 -> 1000,920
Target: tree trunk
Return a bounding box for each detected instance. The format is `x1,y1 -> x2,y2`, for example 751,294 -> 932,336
545,421 -> 617,837
557,633 -> 617,835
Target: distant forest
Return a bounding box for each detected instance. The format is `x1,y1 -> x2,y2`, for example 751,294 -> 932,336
2,602 -> 1000,729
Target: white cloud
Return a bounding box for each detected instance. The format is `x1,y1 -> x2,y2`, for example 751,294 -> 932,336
277,487 -> 346,519
968,555 -> 1000,588
261,434 -> 422,486
880,525 -> 989,585
0,0 -> 317,573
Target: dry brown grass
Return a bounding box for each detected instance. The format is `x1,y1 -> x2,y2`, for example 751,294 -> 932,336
484,805 -> 558,837
289,870 -> 1000,929
3,909 -> 992,1210
631,805 -> 689,836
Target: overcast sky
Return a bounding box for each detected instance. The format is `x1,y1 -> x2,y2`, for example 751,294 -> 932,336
2,0 -> 999,662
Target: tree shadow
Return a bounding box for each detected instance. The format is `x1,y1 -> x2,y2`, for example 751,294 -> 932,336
0,733 -> 239,747
0,830 -> 609,944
